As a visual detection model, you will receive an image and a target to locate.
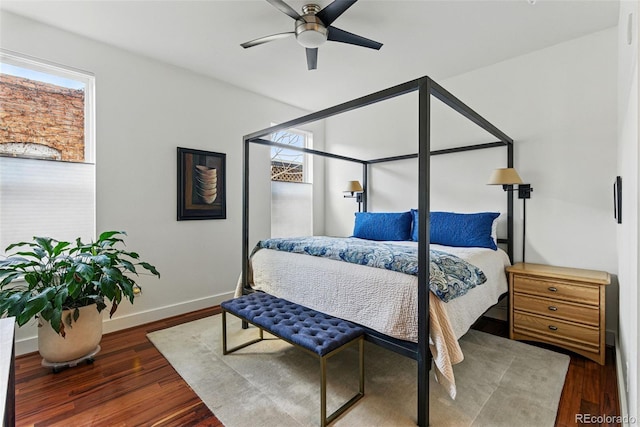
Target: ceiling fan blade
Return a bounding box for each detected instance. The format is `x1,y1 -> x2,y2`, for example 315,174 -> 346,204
266,0 -> 301,20
327,26 -> 383,50
240,32 -> 294,49
306,48 -> 318,70
316,0 -> 358,26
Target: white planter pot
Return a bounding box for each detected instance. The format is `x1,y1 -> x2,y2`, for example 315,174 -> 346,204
38,304 -> 103,363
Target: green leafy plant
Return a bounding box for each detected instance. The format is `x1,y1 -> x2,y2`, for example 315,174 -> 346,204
0,231 -> 160,336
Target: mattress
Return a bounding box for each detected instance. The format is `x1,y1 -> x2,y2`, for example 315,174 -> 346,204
241,241 -> 511,342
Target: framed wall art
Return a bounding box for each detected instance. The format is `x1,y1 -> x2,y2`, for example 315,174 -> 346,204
614,175 -> 622,224
177,147 -> 226,220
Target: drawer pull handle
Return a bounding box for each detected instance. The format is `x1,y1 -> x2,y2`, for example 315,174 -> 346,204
548,325 -> 558,331
548,286 -> 558,292
548,306 -> 558,311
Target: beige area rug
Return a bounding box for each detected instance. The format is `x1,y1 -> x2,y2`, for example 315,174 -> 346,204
147,315 -> 570,427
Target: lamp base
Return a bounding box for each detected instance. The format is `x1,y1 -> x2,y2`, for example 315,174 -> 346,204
518,184 -> 532,199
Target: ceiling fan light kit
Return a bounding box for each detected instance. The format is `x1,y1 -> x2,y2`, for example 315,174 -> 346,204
241,0 -> 383,70
295,5 -> 328,48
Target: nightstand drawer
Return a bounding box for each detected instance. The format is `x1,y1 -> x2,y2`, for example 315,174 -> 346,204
513,311 -> 600,349
513,276 -> 599,306
513,293 -> 599,326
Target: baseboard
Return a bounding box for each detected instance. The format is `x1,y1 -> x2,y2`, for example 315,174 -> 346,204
14,292 -> 234,356
615,333 -> 630,427
101,292 -> 232,334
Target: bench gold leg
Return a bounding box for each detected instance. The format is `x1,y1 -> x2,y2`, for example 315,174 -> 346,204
222,310 -> 264,355
322,336 -> 365,426
359,338 -> 364,394
321,356 -> 327,427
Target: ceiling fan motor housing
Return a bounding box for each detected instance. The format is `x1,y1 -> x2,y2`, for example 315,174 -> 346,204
295,4 -> 328,48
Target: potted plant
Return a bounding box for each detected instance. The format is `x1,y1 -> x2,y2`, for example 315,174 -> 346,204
0,231 -> 160,365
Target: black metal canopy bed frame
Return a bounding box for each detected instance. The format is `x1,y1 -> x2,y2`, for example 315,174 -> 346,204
241,76 -> 514,427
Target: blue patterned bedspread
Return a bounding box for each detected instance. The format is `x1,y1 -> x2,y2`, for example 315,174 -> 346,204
255,236 -> 486,302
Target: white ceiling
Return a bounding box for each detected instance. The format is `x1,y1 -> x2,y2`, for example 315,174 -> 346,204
1,0 -> 620,111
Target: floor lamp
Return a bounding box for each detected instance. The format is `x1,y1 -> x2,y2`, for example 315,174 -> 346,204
488,168 -> 533,263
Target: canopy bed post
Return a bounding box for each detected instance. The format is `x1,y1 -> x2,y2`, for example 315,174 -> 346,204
242,136 -> 250,292
507,142 -> 514,263
362,163 -> 368,212
417,77 -> 431,427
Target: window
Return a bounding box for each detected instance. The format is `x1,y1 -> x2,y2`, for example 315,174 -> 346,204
270,128 -> 312,183
270,128 -> 313,238
0,50 -> 96,253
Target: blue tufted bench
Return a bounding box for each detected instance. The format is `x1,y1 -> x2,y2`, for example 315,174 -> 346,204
221,292 -> 364,427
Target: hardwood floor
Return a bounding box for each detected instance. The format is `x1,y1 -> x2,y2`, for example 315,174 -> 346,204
13,310 -> 619,426
14,307 -> 223,427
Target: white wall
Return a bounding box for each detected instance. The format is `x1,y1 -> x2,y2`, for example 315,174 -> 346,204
617,0 -> 639,420
1,11 -> 324,355
325,28 -> 619,332
443,29 -> 618,273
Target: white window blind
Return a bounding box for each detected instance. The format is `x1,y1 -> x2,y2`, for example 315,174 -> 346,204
271,181 -> 313,238
0,157 -> 95,250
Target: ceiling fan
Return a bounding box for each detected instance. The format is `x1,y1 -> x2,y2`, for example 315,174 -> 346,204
240,0 -> 383,70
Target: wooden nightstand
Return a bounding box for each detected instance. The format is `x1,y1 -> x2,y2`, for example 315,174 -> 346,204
507,263 -> 610,365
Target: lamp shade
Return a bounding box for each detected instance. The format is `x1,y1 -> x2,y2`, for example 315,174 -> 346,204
487,168 -> 524,185
345,180 -> 363,193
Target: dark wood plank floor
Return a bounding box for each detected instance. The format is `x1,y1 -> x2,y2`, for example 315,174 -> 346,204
13,310 -> 619,426
14,307 -> 223,427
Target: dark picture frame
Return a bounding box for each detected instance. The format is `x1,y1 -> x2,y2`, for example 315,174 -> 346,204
177,147 -> 226,220
614,175 -> 622,224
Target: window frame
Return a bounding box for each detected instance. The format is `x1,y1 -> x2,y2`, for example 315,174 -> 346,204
270,126 -> 313,184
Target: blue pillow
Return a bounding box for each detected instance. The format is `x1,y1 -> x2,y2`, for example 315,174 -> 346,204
411,210 -> 499,250
411,209 -> 419,241
353,211 -> 413,241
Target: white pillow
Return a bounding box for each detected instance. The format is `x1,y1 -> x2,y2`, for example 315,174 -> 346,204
491,213 -> 504,246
